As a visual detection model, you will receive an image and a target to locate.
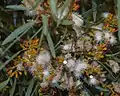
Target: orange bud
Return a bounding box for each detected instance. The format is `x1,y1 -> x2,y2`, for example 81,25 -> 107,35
19,71 -> 22,75
10,72 -> 15,77
8,70 -> 12,75
15,73 -> 18,78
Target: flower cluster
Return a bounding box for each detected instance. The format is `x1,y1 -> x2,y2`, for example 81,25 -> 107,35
103,13 -> 118,33
60,12 -> 120,95
6,1 -> 120,95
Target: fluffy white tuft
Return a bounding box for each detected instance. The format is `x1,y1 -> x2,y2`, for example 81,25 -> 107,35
63,43 -> 72,51
75,60 -> 88,72
104,31 -> 112,39
36,50 -> 51,65
102,12 -> 109,18
109,35 -> 117,45
43,69 -> 49,77
95,31 -> 102,42
89,77 -> 99,85
66,59 -> 76,71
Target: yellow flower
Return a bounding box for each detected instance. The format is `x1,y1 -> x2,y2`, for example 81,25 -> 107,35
20,39 -> 39,50
56,56 -> 64,64
103,13 -> 118,33
85,64 -> 103,75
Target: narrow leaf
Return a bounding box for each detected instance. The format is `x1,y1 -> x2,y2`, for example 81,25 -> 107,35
42,15 -> 56,58
46,32 -> 56,58
97,61 -> 116,80
57,0 -> 73,26
92,0 -> 97,22
95,86 -> 109,92
41,15 -> 48,35
117,0 -> 120,41
52,82 -> 61,89
2,27 -> 30,56
31,82 -> 39,96
0,78 -> 10,91
19,86 -> 23,96
10,78 -> 16,96
55,28 -> 67,48
30,26 -> 43,40
0,50 -> 23,70
25,78 -> 35,96
6,5 -> 27,11
2,22 -> 34,45
32,0 -> 44,9
58,0 -> 73,17
61,20 -> 73,25
49,0 -> 57,20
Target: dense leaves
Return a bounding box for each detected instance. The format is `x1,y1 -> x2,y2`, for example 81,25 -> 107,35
0,0 -> 120,96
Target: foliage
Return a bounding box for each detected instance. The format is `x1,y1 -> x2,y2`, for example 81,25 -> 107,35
0,0 -> 120,96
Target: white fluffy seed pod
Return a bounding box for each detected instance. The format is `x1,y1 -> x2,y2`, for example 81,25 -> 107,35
75,60 -> 88,72
95,31 -> 103,42
109,35 -> 117,45
89,77 -> 99,85
36,50 -> 51,65
43,69 -> 50,77
102,12 -> 109,18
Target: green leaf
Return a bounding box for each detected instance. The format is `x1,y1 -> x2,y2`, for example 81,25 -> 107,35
82,91 -> 90,96
10,78 -> 16,96
61,20 -> 73,25
25,78 -> 35,96
41,15 -> 48,35
0,50 -> 23,70
42,15 -> 56,58
46,31 -> 56,58
49,0 -> 57,14
30,26 -> 43,40
117,0 -> 120,41
55,27 -> 67,48
2,22 -> 34,45
32,0 -> 44,9
97,61 -> 116,80
92,0 -> 97,22
80,0 -> 86,14
95,86 -> 109,92
56,0 -> 73,26
6,5 -> 27,11
38,29 -> 44,48
49,0 -> 57,20
19,86 -> 23,96
0,78 -> 10,91
58,0 -> 73,16
52,82 -> 61,89
31,82 -> 39,96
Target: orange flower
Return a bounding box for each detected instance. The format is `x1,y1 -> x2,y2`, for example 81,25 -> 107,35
56,56 -> 64,63
103,13 -> 118,33
9,71 -> 22,78
20,39 -> 39,50
97,44 -> 107,51
72,1 -> 80,11
108,13 -> 113,20
48,74 -> 55,81
73,3 -> 80,11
